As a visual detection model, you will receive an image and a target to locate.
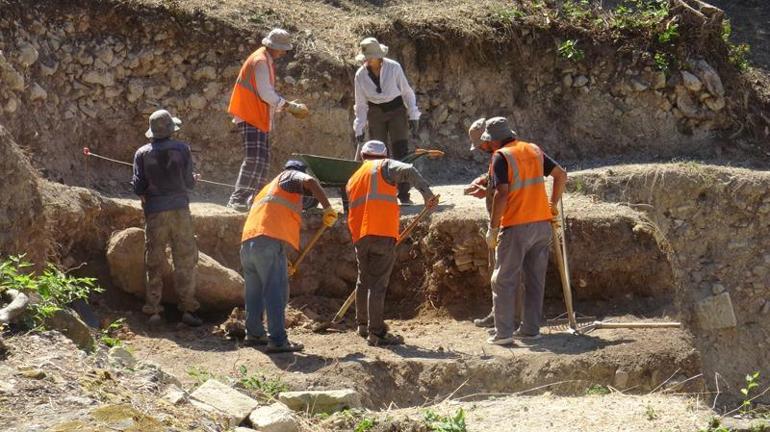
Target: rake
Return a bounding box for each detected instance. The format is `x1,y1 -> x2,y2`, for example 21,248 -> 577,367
547,200 -> 681,334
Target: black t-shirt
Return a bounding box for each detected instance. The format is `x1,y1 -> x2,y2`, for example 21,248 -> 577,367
489,140 -> 557,188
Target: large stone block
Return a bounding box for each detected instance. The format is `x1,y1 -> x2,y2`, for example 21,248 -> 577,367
106,227 -> 244,310
695,292 -> 737,330
248,402 -> 299,432
278,389 -> 361,414
190,379 -> 258,425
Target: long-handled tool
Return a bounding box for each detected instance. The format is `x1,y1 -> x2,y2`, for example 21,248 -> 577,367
312,197 -> 439,333
289,223 -> 328,279
546,200 -> 682,334
551,199 -> 579,332
82,147 -> 235,188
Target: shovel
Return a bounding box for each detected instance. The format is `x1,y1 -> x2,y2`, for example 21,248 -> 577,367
312,197 -> 439,333
551,200 -> 579,332
290,223 -> 328,278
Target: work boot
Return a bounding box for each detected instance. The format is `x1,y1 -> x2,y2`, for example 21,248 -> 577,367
473,312 -> 495,328
243,334 -> 269,347
486,334 -> 515,346
266,340 -> 304,354
182,312 -> 203,327
512,329 -> 542,341
367,332 -> 404,347
148,314 -> 163,328
357,325 -> 368,338
227,202 -> 250,213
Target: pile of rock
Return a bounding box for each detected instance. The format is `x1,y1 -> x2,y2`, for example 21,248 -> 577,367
188,378 -> 361,431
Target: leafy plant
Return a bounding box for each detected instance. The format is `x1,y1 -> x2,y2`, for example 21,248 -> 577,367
100,318 -> 126,348
721,19 -> 751,71
562,0 -> 592,22
611,0 -> 669,30
741,372 -> 761,415
645,404 -> 659,421
236,365 -> 288,400
558,39 -> 585,61
354,417 -> 377,432
187,366 -> 216,384
424,409 -> 467,432
657,21 -> 679,43
0,255 -> 103,327
654,52 -> 671,74
492,5 -> 524,22
586,384 -> 610,395
699,417 -> 729,432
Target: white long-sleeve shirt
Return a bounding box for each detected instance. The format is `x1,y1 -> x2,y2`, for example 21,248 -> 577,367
233,49 -> 285,126
353,58 -> 420,136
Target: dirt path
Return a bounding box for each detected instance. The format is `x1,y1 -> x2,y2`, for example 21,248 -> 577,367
126,313 -> 699,410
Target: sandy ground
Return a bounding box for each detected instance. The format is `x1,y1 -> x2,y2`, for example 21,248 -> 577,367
388,393 -> 714,432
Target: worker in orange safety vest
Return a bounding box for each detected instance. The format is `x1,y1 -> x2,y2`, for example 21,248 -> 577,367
240,159 -> 338,354
347,140 -> 438,346
477,117 -> 567,346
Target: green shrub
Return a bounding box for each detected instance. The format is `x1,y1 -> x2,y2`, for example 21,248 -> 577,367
0,255 -> 103,327
586,384 -> 611,395
657,21 -> 679,43
424,409 -> 467,432
558,39 -> 585,61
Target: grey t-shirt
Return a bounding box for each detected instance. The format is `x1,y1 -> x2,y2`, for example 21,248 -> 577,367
379,159 -> 434,201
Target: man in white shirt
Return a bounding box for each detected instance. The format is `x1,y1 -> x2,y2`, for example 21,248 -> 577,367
353,37 -> 421,205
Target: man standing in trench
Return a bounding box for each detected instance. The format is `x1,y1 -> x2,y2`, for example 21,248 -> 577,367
479,117 -> 567,345
240,159 -> 338,353
347,140 -> 438,346
133,109 -> 203,328
227,28 -> 308,212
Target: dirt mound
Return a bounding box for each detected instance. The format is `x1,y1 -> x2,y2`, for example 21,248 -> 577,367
571,163 -> 770,403
0,126 -> 50,266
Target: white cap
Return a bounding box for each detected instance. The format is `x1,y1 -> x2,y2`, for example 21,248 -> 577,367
360,140 -> 388,157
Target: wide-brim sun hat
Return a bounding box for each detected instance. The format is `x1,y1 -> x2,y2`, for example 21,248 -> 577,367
355,37 -> 388,62
360,140 -> 388,157
146,109 -> 181,139
480,116 -> 517,142
468,117 -> 487,151
262,28 -> 293,51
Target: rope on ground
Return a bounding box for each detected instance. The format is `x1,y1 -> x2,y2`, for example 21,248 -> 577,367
82,147 -> 235,188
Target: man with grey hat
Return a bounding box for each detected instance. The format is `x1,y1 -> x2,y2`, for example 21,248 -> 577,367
227,28 -> 308,212
353,37 -> 421,205
346,140 -> 438,346
473,117 -> 567,346
132,109 -> 203,328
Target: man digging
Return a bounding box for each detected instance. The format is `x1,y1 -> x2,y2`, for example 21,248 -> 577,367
132,109 -> 203,328
346,140 -> 438,346
227,28 -> 309,212
479,117 -> 567,345
240,159 -> 338,353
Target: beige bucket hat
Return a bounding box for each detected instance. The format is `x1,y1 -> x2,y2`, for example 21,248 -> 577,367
355,37 -> 388,62
262,28 -> 293,51
468,117 -> 487,151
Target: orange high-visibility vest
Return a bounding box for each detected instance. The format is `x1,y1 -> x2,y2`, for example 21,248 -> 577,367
241,172 -> 303,250
491,140 -> 552,228
228,47 -> 274,132
346,159 -> 400,244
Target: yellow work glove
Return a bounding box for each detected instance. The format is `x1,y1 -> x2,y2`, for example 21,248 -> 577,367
322,207 -> 339,228
486,225 -> 500,250
550,203 -> 559,217
286,100 -> 310,119
287,261 -> 297,277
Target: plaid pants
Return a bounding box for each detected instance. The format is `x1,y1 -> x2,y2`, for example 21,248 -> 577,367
229,122 -> 270,206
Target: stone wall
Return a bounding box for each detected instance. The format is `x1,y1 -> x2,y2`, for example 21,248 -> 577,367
0,0 -> 754,198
